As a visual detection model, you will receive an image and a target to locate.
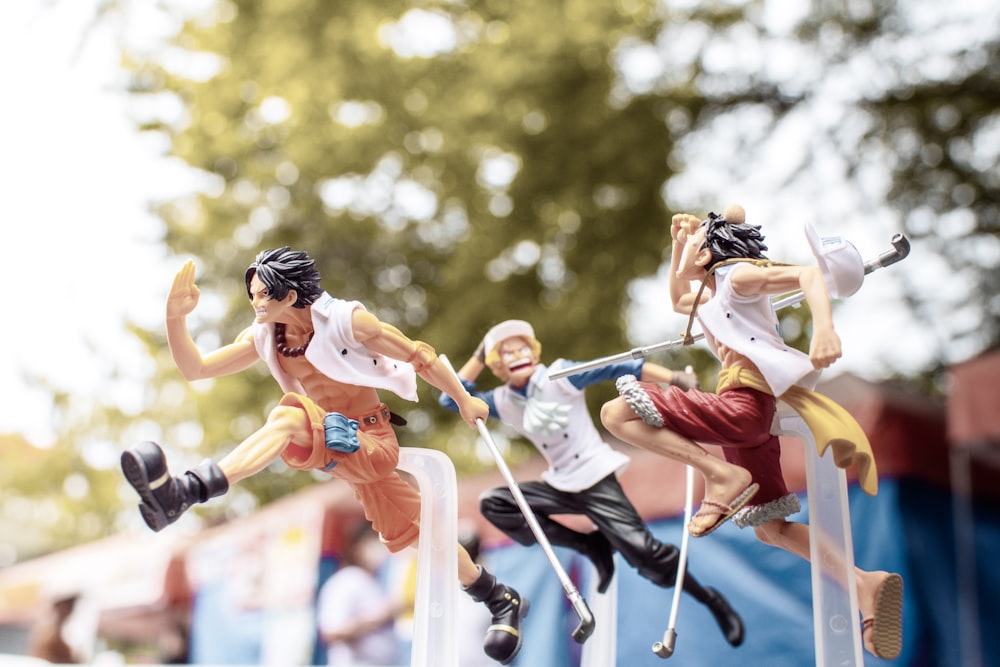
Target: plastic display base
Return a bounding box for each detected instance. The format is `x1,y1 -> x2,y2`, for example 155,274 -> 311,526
397,448 -> 459,667
777,410 -> 864,667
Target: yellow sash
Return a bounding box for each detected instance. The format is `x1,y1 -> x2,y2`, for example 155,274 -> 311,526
717,366 -> 878,496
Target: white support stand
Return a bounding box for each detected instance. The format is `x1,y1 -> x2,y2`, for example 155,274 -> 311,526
397,447 -> 459,667
776,411 -> 864,667
580,567 -> 618,667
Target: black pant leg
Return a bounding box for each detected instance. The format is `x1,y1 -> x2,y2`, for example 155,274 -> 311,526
479,481 -> 592,548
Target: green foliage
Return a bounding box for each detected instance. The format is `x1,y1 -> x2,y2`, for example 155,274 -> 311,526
125,0 -> 688,478
121,0 -> 996,499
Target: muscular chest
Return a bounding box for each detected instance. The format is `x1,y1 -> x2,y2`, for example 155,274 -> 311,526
277,354 -> 372,409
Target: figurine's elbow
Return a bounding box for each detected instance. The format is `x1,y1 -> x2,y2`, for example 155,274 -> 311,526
177,364 -> 208,382
799,266 -> 825,292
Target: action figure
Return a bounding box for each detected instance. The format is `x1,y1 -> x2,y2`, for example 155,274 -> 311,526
120,247 -> 527,665
440,319 -> 745,647
600,206 -> 903,659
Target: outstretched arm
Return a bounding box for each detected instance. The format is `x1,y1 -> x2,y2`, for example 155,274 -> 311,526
351,309 -> 489,427
639,361 -> 699,390
730,263 -> 841,369
166,260 -> 260,381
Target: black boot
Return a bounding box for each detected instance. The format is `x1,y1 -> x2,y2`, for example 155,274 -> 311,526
120,441 -> 229,532
463,566 -> 530,665
704,587 -> 744,647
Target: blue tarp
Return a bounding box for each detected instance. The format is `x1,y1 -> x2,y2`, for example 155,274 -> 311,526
189,477 -> 1000,666
480,479 -> 997,667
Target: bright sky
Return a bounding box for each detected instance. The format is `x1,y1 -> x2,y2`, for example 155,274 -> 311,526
0,1 -> 202,445
0,0 -> 990,447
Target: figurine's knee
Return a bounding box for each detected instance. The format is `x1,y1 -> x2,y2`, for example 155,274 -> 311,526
600,398 -> 630,433
479,487 -> 518,522
265,405 -> 308,437
754,519 -> 789,548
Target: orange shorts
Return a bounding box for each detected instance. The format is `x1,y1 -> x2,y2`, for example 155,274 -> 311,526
278,392 -> 421,553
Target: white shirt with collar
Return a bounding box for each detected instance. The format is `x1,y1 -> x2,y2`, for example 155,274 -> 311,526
492,361 -> 629,493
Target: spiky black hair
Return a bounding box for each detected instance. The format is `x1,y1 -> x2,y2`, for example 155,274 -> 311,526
245,247 -> 323,308
700,211 -> 768,270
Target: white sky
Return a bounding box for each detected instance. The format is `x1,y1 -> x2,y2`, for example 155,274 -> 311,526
0,1 -> 201,445
0,0 -> 990,446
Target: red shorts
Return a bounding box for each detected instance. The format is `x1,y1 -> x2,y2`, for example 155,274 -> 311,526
278,392 -> 421,553
628,380 -> 788,507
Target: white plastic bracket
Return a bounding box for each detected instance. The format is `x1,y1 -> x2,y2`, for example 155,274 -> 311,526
397,447 -> 459,667
776,411 -> 864,667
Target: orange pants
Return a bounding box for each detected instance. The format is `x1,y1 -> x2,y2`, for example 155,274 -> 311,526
278,392 -> 421,553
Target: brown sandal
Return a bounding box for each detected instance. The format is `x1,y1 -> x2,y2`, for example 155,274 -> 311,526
861,573 -> 903,659
688,483 -> 759,537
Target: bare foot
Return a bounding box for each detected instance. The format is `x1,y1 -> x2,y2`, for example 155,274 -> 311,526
857,570 -> 903,659
689,467 -> 757,537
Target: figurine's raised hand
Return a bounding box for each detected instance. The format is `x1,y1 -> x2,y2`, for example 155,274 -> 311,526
671,213 -> 701,243
166,260 -> 201,319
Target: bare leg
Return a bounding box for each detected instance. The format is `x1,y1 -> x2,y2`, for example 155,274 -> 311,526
755,519 -> 902,657
601,397 -> 753,534
457,544 -> 480,586
218,405 -> 309,483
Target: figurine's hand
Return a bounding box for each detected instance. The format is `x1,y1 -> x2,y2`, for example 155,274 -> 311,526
809,328 -> 842,369
669,370 -> 699,391
458,396 -> 490,428
166,259 -> 201,319
671,213 -> 701,243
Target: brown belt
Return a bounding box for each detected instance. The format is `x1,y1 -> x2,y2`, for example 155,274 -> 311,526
355,404 -> 406,430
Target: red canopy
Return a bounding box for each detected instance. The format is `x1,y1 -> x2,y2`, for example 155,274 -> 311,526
947,348 -> 1000,447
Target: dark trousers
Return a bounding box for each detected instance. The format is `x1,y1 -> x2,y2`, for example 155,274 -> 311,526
480,473 -> 711,602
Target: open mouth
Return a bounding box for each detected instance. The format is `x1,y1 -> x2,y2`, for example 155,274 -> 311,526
508,360 -> 533,373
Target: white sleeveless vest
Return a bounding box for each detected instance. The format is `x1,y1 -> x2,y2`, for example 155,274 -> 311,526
253,292 -> 419,402
697,265 -> 821,397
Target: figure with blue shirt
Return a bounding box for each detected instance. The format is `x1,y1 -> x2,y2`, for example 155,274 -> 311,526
439,319 -> 745,647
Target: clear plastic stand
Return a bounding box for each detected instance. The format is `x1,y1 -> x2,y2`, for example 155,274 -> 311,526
776,411 -> 864,667
397,447 -> 459,667
580,563 -> 617,667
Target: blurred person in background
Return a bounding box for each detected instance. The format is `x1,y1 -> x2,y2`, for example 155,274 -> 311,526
28,593 -> 79,664
317,522 -> 400,666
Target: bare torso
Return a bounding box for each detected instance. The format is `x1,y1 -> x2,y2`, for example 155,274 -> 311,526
706,334 -> 762,375
276,331 -> 383,416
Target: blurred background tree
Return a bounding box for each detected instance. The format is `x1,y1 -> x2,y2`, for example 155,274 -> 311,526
6,0 -> 995,551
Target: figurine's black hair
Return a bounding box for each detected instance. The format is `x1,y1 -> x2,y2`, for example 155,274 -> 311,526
700,211 -> 768,269
245,247 -> 323,308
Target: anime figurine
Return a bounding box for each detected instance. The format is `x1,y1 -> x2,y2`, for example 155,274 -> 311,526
439,320 -> 745,647
120,248 -> 528,665
599,206 -> 903,659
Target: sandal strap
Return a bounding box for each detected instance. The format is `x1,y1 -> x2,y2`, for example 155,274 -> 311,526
697,499 -> 734,513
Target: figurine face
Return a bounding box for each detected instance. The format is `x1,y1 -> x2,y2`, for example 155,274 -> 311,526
676,225 -> 712,280
248,274 -> 297,323
497,336 -> 539,388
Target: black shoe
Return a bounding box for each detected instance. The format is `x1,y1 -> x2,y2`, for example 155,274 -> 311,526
120,441 -> 228,532
704,587 -> 744,647
464,567 -> 530,665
